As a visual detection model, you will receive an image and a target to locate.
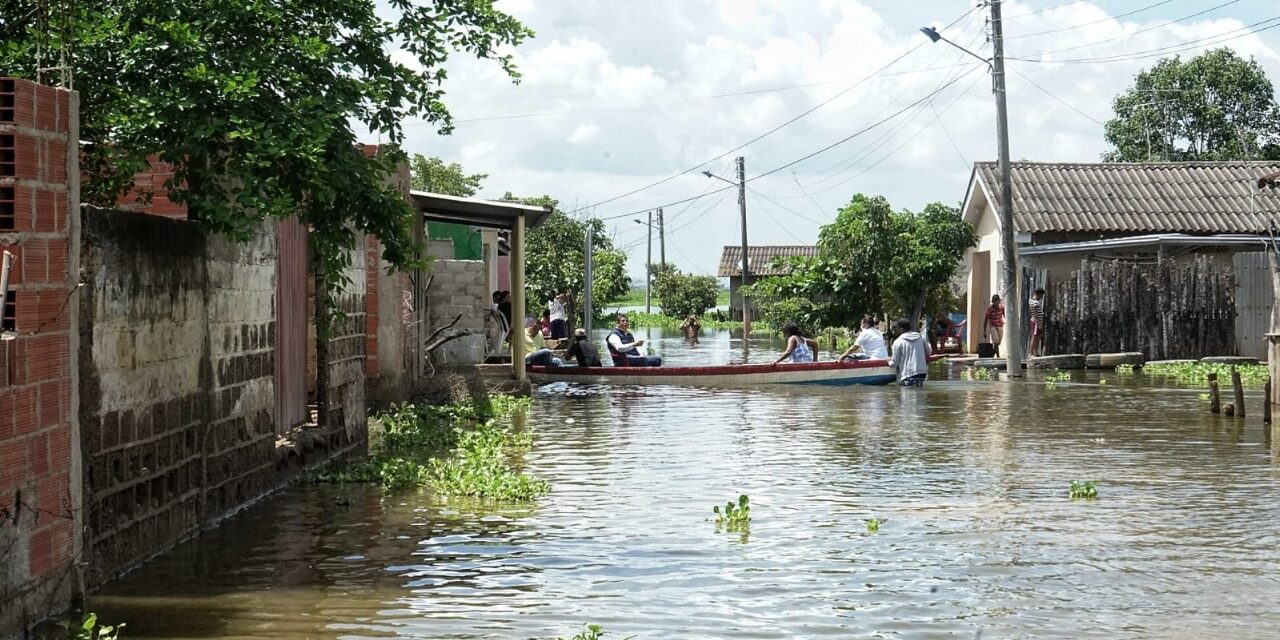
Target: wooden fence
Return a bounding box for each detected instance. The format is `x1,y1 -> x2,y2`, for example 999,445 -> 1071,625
1042,255 -> 1236,360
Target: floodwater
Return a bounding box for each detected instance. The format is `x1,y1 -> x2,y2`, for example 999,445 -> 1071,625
92,328 -> 1280,639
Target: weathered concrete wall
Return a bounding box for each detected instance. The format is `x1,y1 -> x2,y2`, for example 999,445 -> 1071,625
0,78 -> 81,639
428,259 -> 487,364
77,208 -> 365,588
324,247 -> 367,446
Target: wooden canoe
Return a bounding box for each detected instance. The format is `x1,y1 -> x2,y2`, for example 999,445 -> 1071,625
527,358 -> 908,387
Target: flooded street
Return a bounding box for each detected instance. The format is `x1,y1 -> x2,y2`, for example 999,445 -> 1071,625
93,329 -> 1280,639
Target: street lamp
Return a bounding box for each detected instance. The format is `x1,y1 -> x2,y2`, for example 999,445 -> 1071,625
920,8 -> 1024,376
704,158 -> 752,335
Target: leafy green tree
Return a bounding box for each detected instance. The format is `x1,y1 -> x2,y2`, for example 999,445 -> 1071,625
1104,48 -> 1280,162
410,155 -> 488,196
501,193 -> 631,319
651,264 -> 719,318
744,195 -> 975,330
0,0 -> 532,297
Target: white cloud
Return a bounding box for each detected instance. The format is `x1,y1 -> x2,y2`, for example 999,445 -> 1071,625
390,0 -> 1280,279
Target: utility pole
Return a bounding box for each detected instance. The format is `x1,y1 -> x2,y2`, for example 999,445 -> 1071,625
584,227 -> 594,336
737,156 -> 751,336
658,208 -> 666,268
645,210 -> 653,314
990,0 -> 1023,375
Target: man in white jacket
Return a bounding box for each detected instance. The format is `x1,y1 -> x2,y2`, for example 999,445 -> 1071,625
889,318 -> 931,387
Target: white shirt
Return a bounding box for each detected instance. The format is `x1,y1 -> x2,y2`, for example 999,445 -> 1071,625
607,331 -> 647,356
854,328 -> 889,359
548,298 -> 567,322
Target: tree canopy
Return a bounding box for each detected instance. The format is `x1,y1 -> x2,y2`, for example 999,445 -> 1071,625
651,264 -> 719,318
744,195 -> 975,332
410,155 -> 488,197
1104,48 -> 1280,162
0,0 -> 532,292
500,193 -> 631,318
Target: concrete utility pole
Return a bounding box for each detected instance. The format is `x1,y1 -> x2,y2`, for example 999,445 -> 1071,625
990,0 -> 1023,375
737,156 -> 751,336
658,207 -> 666,268
645,210 -> 653,314
584,227 -> 594,336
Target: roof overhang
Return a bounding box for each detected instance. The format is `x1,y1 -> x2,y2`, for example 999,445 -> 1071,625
410,190 -> 552,230
1019,233 -> 1268,256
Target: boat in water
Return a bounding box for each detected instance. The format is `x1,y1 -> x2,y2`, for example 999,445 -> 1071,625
527,358 -> 906,387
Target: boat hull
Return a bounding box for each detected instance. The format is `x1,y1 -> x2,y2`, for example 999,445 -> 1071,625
527,359 -> 901,387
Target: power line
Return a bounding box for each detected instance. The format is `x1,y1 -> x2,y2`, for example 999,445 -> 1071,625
751,196 -> 810,244
566,4 -> 986,216
1007,62 -> 1105,125
749,65 -> 984,182
1012,0 -> 1244,58
1010,15 -> 1280,63
748,186 -> 825,225
1005,0 -> 1178,39
1003,0 -> 1089,20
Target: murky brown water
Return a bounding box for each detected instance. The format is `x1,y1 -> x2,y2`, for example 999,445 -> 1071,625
93,328 -> 1280,639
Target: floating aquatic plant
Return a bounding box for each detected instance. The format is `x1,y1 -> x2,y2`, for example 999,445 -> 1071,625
1143,362 -> 1268,387
1045,370 -> 1071,382
714,494 -> 751,530
1069,480 -> 1099,500
866,518 -> 882,533
1114,364 -> 1136,375
60,613 -> 123,640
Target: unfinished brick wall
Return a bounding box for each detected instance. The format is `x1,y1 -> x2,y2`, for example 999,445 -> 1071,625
78,208 -> 364,587
0,78 -> 81,637
115,156 -> 186,219
324,247 -> 368,447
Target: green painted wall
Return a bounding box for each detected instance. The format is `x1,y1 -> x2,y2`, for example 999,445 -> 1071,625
427,221 -> 483,260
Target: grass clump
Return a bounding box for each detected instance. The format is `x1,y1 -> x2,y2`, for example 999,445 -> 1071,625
309,396 -> 546,501
1069,480 -> 1099,500
713,494 -> 751,531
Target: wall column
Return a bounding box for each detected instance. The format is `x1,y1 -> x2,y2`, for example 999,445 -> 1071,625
509,214 -> 526,382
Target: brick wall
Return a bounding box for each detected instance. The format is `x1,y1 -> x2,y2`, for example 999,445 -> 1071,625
115,156 -> 186,219
0,78 -> 82,637
324,245 -> 368,445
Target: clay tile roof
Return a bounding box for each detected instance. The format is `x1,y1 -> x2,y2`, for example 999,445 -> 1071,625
972,161 -> 1280,234
718,245 -> 818,277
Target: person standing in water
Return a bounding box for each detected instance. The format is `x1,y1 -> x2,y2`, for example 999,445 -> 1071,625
889,318 -> 931,387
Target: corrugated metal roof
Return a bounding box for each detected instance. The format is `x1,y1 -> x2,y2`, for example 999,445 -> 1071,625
973,161 -> 1280,234
718,245 -> 817,277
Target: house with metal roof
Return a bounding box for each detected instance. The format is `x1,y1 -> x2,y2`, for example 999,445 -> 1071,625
960,161 -> 1280,358
717,245 -> 818,320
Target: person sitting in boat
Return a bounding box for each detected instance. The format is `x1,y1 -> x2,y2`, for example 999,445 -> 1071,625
772,322 -> 818,365
888,318 -> 931,387
840,314 -> 889,361
566,327 -> 603,367
524,319 -> 564,367
606,314 -> 662,367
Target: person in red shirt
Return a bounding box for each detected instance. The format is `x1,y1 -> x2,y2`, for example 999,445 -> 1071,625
983,294 -> 1005,358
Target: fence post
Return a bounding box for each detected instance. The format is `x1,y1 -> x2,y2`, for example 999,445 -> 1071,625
1208,372 -> 1221,414
1231,367 -> 1245,419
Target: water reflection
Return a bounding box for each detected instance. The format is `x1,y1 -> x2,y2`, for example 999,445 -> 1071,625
93,328 -> 1280,639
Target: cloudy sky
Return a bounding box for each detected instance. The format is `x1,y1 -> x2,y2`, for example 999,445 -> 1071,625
392,0 -> 1280,280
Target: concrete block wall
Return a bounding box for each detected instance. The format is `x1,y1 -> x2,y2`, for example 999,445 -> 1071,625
0,78 -> 81,637
427,259 -> 487,364
324,245 -> 367,446
77,208 -> 206,586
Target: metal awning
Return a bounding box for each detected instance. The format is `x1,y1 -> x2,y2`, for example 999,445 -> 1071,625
1019,233 -> 1269,256
410,191 -> 552,230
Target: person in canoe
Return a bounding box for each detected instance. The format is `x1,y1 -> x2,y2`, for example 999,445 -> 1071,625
606,314 -> 662,366
524,319 -> 564,367
773,322 -> 819,365
840,314 -> 889,361
888,318 -> 930,387
566,327 -> 603,367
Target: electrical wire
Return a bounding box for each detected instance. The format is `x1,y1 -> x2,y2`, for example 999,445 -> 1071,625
565,4 -> 987,215
1011,0 -> 1243,58
1006,62 -> 1105,125
1005,0 -> 1178,39
751,196 -> 811,244
747,186 -> 825,225
1003,0 -> 1089,20
1010,15 -> 1280,64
